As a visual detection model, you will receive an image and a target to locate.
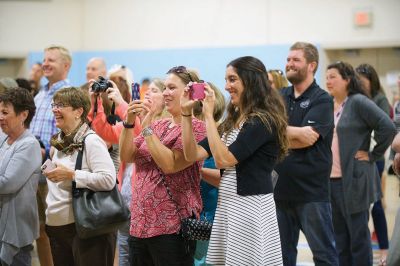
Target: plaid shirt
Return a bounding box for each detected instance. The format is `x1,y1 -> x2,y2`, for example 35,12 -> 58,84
30,79 -> 70,154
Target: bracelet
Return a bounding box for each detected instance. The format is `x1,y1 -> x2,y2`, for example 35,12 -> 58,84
181,113 -> 192,117
123,121 -> 135,128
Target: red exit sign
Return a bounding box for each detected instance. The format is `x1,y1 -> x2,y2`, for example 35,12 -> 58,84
354,9 -> 373,27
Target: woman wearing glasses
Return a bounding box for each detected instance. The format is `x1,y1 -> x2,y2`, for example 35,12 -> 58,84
326,61 -> 395,266
43,87 -> 117,266
119,66 -> 206,266
181,56 -> 287,265
356,63 -> 391,265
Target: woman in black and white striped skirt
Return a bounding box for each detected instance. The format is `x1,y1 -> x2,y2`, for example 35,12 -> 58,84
181,56 -> 288,265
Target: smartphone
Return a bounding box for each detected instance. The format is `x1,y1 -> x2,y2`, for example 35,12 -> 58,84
131,83 -> 140,101
190,82 -> 206,100
41,159 -> 56,173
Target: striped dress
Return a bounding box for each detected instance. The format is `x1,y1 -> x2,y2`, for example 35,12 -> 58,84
206,128 -> 283,266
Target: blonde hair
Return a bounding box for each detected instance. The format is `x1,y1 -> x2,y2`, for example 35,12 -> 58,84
44,45 -> 72,65
268,69 -> 289,90
151,78 -> 169,119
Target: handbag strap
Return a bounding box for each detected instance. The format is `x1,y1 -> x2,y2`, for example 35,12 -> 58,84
72,133 -> 119,194
72,133 -> 95,195
74,133 -> 94,171
159,171 -> 184,221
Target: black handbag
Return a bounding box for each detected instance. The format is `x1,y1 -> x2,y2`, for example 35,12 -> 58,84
72,134 -> 130,239
159,172 -> 212,241
180,216 -> 212,241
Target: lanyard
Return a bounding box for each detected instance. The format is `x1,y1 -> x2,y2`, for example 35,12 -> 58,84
334,97 -> 348,126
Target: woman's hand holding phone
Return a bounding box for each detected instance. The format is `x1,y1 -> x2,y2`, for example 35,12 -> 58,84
41,159 -> 56,173
202,84 -> 216,120
181,83 -> 197,116
43,162 -> 75,183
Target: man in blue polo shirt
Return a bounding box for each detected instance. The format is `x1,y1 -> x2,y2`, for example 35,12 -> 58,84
274,42 -> 338,266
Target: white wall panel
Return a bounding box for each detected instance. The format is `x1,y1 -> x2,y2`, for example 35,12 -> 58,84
0,0 -> 399,54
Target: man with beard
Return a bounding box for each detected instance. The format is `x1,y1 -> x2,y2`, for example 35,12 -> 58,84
274,42 -> 338,266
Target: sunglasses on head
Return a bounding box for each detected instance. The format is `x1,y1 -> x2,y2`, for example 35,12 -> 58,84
271,69 -> 284,75
167,66 -> 194,82
356,66 -> 370,76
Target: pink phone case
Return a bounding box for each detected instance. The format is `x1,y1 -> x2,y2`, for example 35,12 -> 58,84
190,83 -> 205,100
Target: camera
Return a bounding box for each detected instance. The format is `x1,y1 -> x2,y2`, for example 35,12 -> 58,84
92,76 -> 112,93
189,82 -> 206,100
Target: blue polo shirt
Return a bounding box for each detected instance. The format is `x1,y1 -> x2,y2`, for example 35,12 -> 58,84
274,80 -> 334,202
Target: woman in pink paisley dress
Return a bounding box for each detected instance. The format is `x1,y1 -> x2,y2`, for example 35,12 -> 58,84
119,66 -> 206,266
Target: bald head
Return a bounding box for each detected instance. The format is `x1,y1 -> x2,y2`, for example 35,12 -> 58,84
86,57 -> 107,82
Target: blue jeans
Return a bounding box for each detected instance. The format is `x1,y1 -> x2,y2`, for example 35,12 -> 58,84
276,201 -> 338,266
118,222 -> 130,266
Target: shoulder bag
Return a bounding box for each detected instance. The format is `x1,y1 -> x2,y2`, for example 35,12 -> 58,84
72,134 -> 130,239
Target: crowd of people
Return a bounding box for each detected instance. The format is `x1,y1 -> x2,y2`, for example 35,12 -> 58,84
1,41 -> 400,266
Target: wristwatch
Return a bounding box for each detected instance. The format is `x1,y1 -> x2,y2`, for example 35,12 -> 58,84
142,127 -> 153,137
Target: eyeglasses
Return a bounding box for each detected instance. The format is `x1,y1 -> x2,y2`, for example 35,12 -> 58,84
51,102 -> 69,109
166,66 -> 194,82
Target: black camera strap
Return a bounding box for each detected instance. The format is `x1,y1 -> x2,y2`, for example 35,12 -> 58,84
93,97 -> 98,119
107,102 -> 121,125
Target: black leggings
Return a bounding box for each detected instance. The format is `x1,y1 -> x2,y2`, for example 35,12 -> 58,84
128,234 -> 195,266
371,160 -> 389,249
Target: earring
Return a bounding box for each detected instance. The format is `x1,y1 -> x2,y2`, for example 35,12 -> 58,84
75,116 -> 79,120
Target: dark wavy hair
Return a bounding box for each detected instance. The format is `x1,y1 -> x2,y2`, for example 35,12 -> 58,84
355,63 -> 384,98
327,61 -> 365,96
0,87 -> 36,128
220,56 -> 288,161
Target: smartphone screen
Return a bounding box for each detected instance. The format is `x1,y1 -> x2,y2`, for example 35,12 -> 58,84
132,83 -> 140,101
